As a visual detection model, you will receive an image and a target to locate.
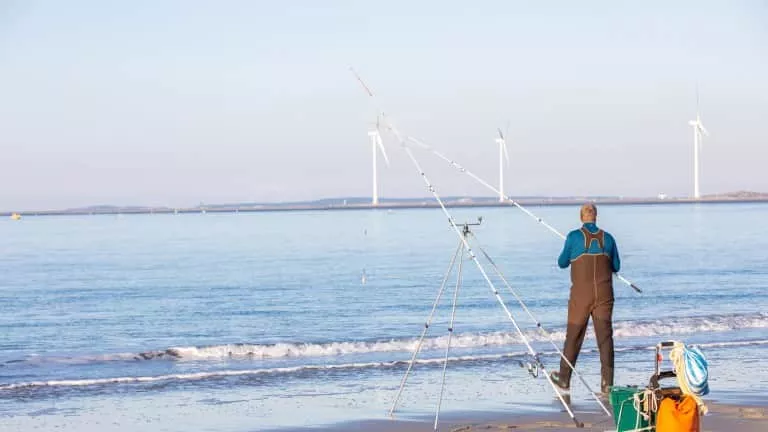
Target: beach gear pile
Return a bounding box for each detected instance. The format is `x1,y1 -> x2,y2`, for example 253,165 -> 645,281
609,340 -> 709,432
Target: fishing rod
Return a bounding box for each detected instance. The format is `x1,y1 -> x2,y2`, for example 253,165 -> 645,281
469,233 -> 612,415
350,67 -> 586,429
399,119 -> 584,429
405,135 -> 642,294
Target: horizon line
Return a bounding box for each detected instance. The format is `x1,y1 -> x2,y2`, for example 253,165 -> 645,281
4,190 -> 768,216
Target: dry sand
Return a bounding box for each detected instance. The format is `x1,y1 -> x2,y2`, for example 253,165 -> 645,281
282,401 -> 767,432
431,403 -> 767,432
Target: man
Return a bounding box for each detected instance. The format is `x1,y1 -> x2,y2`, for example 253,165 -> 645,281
550,203 -> 620,395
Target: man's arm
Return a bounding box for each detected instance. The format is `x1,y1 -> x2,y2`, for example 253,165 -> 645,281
557,232 -> 573,268
608,233 -> 620,272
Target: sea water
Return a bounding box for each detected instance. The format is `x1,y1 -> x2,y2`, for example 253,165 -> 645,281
1,203 -> 767,431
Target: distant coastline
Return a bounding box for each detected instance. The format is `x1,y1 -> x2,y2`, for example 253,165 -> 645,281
3,191 -> 768,217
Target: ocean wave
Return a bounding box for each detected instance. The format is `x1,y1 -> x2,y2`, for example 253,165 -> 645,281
2,339 -> 767,392
0,351 -> 530,391
127,311 -> 768,360
5,312 -> 768,365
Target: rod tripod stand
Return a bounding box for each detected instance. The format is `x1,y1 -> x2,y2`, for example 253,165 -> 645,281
388,218 -> 610,431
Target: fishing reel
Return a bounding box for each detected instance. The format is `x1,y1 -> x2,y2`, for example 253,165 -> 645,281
518,354 -> 542,378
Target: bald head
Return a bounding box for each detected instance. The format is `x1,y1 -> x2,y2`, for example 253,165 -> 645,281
580,203 -> 597,223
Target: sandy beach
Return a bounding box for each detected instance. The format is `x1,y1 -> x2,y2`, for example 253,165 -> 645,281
274,399 -> 768,432
432,403 -> 768,432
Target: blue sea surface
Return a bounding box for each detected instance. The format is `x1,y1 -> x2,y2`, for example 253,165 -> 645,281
1,203 -> 767,431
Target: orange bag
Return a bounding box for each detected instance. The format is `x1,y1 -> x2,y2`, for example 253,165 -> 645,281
656,395 -> 700,432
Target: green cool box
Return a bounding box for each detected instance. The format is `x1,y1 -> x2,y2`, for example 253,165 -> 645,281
609,386 -> 651,432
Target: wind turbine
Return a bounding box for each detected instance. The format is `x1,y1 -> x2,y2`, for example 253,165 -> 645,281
688,88 -> 709,200
368,115 -> 390,206
495,124 -> 510,202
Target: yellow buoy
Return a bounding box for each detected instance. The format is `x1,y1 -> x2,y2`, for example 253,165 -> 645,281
10,213 -> 21,220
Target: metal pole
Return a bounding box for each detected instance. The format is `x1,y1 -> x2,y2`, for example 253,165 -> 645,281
389,240 -> 463,416
434,244 -> 464,431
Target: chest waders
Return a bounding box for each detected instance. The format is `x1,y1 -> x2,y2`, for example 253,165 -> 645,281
558,228 -> 615,392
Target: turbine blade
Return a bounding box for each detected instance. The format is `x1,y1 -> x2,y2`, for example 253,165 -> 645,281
497,128 -> 504,140
377,134 -> 390,166
699,123 -> 709,137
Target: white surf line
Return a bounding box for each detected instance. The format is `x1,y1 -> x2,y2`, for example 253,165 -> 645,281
0,352 -> 535,391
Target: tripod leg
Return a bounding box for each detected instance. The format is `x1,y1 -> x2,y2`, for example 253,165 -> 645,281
434,246 -> 464,431
389,240 -> 463,417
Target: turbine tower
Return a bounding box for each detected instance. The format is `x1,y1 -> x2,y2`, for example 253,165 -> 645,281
688,89 -> 709,200
369,116 -> 390,206
495,125 -> 510,202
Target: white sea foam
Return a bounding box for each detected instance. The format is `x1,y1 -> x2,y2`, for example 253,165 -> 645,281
6,313 -> 767,365
0,351 -> 529,391
142,312 -> 768,360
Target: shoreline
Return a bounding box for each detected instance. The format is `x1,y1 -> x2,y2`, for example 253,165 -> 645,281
3,196 -> 768,218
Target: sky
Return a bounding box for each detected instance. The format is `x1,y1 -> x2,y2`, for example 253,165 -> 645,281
1,1 -> 767,210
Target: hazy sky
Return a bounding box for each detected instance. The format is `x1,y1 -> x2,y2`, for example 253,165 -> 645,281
1,1 -> 767,210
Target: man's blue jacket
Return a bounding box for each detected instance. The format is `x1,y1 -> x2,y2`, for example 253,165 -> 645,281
557,222 -> 620,273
